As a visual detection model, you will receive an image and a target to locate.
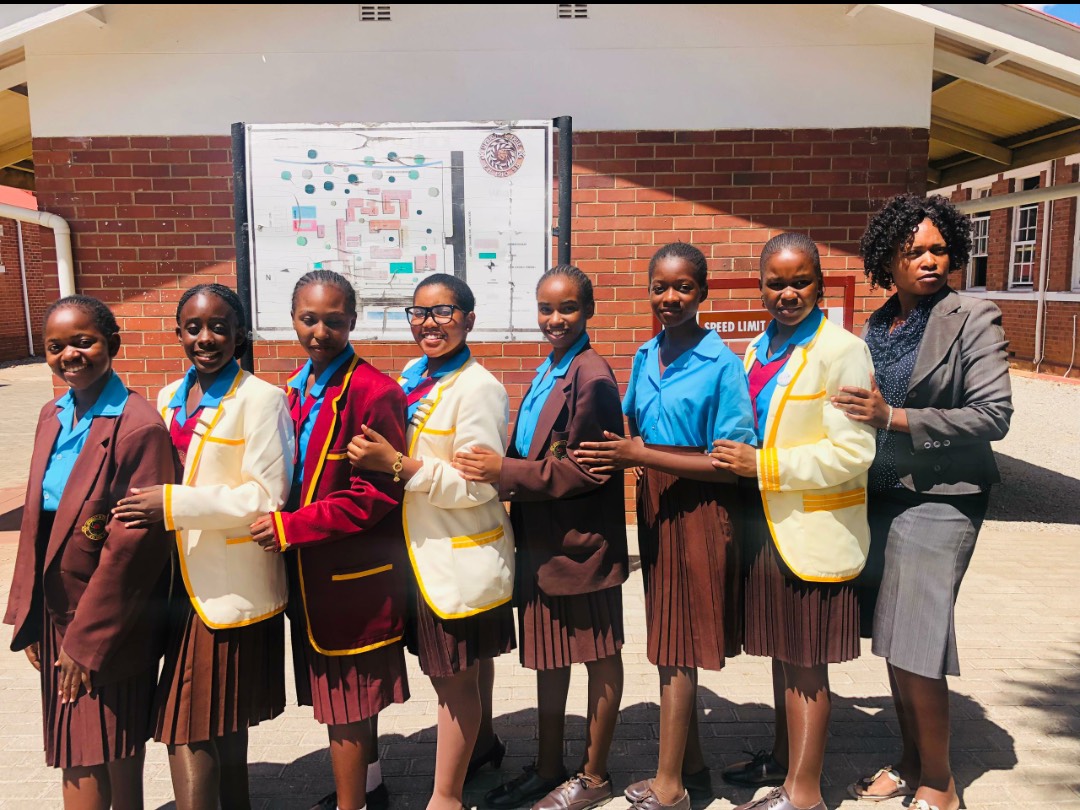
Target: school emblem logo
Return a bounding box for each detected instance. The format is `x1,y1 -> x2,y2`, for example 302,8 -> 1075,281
479,133 -> 525,178
81,514 -> 108,542
549,440 -> 568,460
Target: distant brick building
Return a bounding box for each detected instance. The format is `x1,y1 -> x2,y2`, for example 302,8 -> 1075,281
941,156 -> 1080,377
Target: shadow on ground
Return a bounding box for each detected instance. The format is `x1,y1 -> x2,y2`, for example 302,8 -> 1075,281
152,685 -> 1016,809
988,454 -> 1080,525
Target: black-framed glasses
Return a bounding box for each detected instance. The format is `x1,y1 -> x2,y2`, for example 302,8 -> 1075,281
404,304 -> 462,325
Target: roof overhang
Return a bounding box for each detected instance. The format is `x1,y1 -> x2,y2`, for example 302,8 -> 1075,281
867,4 -> 1080,188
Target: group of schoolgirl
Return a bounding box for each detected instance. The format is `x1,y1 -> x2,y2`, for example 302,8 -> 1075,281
5,231 -> 905,810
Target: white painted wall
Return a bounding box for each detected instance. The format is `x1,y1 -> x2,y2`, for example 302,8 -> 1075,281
24,4 -> 934,136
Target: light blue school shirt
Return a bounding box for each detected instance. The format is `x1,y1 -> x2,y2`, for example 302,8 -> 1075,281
622,329 -> 756,448
748,306 -> 825,444
42,372 -> 129,512
514,332 -> 590,458
287,346 -> 354,485
167,359 -> 241,428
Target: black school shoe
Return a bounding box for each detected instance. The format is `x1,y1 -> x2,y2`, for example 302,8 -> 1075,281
485,765 -> 570,810
312,783 -> 390,810
720,751 -> 787,788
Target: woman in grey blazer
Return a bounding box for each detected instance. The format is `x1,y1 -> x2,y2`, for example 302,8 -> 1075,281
834,194 -> 1013,810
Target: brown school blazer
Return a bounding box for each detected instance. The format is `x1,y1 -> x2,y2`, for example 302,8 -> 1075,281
499,345 -> 628,597
4,390 -> 176,685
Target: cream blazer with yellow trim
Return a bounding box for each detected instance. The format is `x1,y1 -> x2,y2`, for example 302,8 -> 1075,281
749,317 -> 877,582
401,357 -> 515,619
159,368 -> 295,628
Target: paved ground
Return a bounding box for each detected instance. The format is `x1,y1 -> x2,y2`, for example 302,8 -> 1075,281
0,362 -> 1077,809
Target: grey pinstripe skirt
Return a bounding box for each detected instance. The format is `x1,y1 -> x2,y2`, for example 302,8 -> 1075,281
866,489 -> 989,679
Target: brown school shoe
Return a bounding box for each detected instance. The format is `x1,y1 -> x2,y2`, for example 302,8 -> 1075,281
721,750 -> 787,789
486,765 -> 569,810
733,786 -> 826,810
624,781 -> 690,810
532,773 -> 614,810
624,770 -> 712,804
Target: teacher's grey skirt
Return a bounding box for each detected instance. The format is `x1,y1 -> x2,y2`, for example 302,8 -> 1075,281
867,489 -> 989,679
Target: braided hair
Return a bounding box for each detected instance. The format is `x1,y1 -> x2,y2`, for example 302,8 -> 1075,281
175,283 -> 248,357
759,232 -> 825,297
45,294 -> 120,338
536,264 -> 595,311
291,270 -> 358,316
648,242 -> 708,287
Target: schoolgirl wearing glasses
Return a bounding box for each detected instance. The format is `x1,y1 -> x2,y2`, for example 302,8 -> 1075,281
349,273 -> 516,810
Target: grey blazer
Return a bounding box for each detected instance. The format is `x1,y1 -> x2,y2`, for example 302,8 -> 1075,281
880,289 -> 1013,495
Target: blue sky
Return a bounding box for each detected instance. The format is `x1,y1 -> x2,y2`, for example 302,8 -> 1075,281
1026,4 -> 1080,25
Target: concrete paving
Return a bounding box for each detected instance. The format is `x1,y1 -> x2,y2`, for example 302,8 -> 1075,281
0,363 -> 1077,809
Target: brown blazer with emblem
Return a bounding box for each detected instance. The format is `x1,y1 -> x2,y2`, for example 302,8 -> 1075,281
4,390 -> 176,685
498,345 -> 628,597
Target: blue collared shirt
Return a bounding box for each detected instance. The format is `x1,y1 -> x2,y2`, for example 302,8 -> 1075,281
514,332 -> 589,458
398,346 -> 471,421
749,306 -> 825,443
287,346 -> 355,485
623,329 -> 756,448
42,372 -> 129,512
167,359 -> 241,428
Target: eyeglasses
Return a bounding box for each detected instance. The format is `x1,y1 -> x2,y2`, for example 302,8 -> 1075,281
404,304 -> 462,325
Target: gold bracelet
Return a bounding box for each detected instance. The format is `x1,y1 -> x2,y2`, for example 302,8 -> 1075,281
392,451 -> 404,483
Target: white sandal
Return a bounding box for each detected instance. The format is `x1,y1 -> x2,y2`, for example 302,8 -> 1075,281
911,802 -> 942,810
847,766 -> 915,802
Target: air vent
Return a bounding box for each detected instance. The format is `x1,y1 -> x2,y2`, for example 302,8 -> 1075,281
360,5 -> 391,22
558,4 -> 588,19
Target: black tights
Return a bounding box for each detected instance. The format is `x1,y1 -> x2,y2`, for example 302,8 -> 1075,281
167,730 -> 250,810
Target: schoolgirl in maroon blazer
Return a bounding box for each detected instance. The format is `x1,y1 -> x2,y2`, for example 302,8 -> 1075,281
453,266 -> 628,810
251,270 -> 410,810
5,295 -> 174,807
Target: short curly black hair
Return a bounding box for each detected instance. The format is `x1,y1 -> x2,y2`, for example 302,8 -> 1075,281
859,194 -> 972,290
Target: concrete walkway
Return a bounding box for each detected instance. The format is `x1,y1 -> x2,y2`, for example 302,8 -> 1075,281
0,362 -> 1077,808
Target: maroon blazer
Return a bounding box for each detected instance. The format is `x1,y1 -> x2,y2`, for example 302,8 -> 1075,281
4,390 -> 175,685
277,354 -> 409,656
499,346 -> 628,597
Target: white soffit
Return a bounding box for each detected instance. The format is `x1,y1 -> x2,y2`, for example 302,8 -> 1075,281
874,3 -> 1080,81
0,4 -> 104,50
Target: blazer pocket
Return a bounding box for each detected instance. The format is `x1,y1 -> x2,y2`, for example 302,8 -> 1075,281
326,447 -> 349,462
450,525 -> 513,608
331,562 -> 394,582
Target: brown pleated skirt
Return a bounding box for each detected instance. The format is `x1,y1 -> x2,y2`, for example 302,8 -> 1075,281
517,568 -> 624,671
637,449 -> 742,671
741,483 -> 860,666
289,603 -> 410,726
153,569 -> 286,745
39,606 -> 157,769
407,583 -> 516,679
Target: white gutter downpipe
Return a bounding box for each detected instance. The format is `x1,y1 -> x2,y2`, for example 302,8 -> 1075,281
0,204 -> 75,298
16,221 -> 34,355
1034,161 -> 1056,372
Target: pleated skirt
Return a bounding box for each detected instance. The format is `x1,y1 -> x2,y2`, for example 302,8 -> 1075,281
407,582 -> 516,679
289,603 -> 410,726
39,606 -> 157,769
868,489 -> 988,679
517,567 -> 624,671
636,449 -> 742,671
741,484 -> 861,666
153,568 -> 286,745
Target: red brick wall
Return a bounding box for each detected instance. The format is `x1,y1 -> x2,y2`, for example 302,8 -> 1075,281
0,218 -> 49,362
33,128 -> 925,401
33,128 -> 927,516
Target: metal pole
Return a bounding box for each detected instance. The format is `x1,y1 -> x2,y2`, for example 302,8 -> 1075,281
554,116 -> 573,266
232,122 -> 255,372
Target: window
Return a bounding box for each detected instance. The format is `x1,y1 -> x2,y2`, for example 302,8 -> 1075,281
1010,202 -> 1038,288
967,187 -> 990,289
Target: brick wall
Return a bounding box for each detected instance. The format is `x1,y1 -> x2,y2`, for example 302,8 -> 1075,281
33,127 -> 925,399
33,128 -> 927,516
0,219 -> 49,362
950,158 -> 1080,375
